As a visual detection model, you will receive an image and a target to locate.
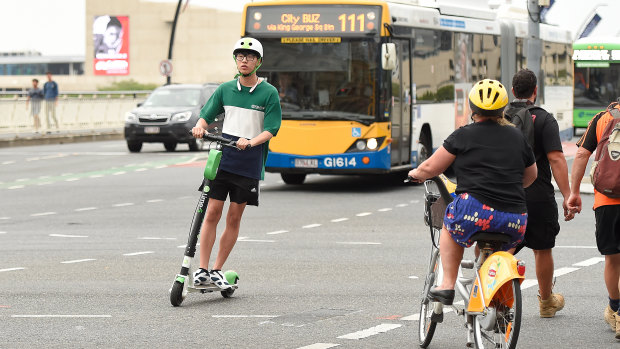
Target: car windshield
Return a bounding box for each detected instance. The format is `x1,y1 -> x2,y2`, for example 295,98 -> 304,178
143,88 -> 202,107
259,38 -> 379,125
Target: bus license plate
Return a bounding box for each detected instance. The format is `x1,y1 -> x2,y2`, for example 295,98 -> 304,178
294,158 -> 318,168
144,126 -> 160,134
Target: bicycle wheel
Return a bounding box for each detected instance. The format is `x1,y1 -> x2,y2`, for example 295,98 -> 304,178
473,279 -> 522,349
418,244 -> 441,348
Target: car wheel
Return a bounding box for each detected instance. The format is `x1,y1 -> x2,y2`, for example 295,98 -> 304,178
127,141 -> 142,153
164,142 -> 177,152
188,139 -> 200,152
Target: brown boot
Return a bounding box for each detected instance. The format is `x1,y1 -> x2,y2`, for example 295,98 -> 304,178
538,293 -> 565,318
615,312 -> 620,339
604,305 -> 616,331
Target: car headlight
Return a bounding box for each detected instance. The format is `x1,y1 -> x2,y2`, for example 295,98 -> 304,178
171,111 -> 193,123
125,112 -> 137,123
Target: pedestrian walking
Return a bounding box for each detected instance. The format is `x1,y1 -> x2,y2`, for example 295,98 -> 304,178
43,71 -> 59,131
26,78 -> 44,133
568,99 -> 620,339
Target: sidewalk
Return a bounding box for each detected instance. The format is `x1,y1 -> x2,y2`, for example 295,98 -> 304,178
0,129 -> 123,148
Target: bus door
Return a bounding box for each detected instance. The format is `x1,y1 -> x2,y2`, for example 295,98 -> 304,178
390,39 -> 412,166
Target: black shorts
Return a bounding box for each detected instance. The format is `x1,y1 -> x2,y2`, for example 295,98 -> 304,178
515,200 -> 560,253
595,205 -> 620,255
198,170 -> 259,206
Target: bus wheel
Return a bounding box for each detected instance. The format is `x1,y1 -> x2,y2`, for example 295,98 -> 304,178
418,133 -> 432,164
281,173 -> 306,185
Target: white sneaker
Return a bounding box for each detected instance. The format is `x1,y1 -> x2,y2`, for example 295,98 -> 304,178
209,270 -> 232,290
193,268 -> 212,286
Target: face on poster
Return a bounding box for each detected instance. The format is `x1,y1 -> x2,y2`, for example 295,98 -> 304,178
93,15 -> 129,75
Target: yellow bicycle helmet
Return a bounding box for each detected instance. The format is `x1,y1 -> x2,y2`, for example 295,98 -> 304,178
468,79 -> 508,117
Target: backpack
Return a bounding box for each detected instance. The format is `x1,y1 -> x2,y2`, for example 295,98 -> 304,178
504,103 -> 538,155
590,101 -> 620,198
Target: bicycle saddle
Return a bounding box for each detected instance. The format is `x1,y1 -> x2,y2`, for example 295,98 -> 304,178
470,232 -> 511,244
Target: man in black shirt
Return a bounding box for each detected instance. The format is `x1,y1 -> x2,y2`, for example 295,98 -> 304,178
510,69 -> 574,318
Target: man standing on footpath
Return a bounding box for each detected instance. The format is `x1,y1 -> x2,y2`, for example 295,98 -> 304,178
569,101 -> 620,339
43,71 -> 59,131
508,69 -> 574,318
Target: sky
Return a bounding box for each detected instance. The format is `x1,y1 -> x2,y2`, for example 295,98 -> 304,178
0,0 -> 614,57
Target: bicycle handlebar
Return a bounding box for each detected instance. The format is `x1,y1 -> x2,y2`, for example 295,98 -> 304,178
406,175 -> 454,204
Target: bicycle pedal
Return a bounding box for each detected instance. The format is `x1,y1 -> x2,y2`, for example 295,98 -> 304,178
458,277 -> 473,285
461,259 -> 474,269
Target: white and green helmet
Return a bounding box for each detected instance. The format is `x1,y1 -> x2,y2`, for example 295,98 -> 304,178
233,37 -> 263,77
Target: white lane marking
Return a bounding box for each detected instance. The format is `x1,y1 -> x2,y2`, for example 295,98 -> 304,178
553,267 -> 580,277
37,182 -> 52,186
212,315 -> 278,318
123,251 -> 154,256
237,237 -> 275,243
0,231 -> 6,234
302,224 -> 321,229
65,178 -> 79,182
521,279 -> 538,290
555,245 -> 597,249
177,196 -> 192,200
89,174 -> 104,178
336,242 -> 382,245
75,207 -> 97,212
401,314 -> 419,321
408,275 -> 418,279
0,217 -> 10,220
337,323 -> 402,340
331,218 -> 349,223
135,168 -> 148,172
2,160 -> 16,165
573,257 -> 605,267
296,344 -> 340,349
113,203 -> 134,207
356,212 -> 372,217
139,237 -> 176,240
8,185 -> 24,190
377,208 -> 392,212
0,268 -> 25,273
155,165 -> 167,169
31,212 -> 57,217
410,200 -> 420,204
147,199 -> 164,203
49,234 -> 88,238
396,203 -> 408,208
61,259 -> 96,264
11,315 -> 111,318
113,171 -> 126,175
16,178 -> 28,182
266,230 -> 288,235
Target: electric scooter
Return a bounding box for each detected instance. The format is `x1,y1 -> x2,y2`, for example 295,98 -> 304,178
169,133 -> 243,307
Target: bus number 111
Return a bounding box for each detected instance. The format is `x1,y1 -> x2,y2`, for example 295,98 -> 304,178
338,13 -> 364,32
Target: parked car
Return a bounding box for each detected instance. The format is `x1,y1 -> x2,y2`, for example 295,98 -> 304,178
124,83 -> 222,152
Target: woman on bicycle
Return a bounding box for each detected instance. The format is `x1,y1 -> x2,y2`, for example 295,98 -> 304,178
408,79 -> 537,305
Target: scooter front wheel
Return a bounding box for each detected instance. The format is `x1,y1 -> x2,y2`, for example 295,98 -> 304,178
170,280 -> 185,307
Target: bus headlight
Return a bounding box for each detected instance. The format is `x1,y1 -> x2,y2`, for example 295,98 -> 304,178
355,140 -> 366,150
366,138 -> 378,150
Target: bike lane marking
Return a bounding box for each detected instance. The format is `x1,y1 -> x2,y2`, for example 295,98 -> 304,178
0,268 -> 25,273
296,344 -> 340,349
61,259 -> 96,264
337,323 -> 402,340
49,234 -> 88,238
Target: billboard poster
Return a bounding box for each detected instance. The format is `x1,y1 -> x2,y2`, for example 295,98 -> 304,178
93,15 -> 129,75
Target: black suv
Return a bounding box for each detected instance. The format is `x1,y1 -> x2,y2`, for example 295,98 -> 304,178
124,83 -> 222,152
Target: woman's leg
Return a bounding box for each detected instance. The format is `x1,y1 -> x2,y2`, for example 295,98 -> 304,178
437,225 -> 464,290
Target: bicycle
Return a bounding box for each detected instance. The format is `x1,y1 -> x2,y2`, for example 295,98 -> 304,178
415,175 -> 526,349
169,133 -> 247,307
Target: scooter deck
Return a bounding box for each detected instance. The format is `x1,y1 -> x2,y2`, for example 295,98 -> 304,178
188,284 -> 238,294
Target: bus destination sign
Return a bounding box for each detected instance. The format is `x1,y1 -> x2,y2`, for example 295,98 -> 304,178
245,5 -> 381,36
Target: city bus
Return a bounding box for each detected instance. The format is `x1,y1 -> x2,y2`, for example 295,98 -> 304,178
572,37 -> 620,132
242,0 -> 573,184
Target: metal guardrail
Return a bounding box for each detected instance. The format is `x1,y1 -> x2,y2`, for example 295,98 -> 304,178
0,91 -> 150,134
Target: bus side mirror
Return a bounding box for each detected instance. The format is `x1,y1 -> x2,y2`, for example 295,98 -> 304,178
382,43 -> 396,70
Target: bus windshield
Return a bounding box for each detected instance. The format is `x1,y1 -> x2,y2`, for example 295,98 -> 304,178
574,64 -> 620,109
259,38 -> 379,125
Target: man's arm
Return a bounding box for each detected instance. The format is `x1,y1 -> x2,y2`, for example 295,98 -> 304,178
547,150 -> 574,220
567,147 -> 593,214
236,130 -> 273,150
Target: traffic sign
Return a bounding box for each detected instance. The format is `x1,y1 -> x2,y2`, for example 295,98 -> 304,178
160,60 -> 173,77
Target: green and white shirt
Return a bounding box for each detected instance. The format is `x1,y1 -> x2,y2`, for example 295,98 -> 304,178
200,79 -> 281,180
